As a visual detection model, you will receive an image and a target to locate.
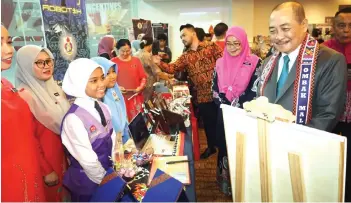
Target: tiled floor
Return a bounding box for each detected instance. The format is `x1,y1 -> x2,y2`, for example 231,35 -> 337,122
194,128 -> 232,202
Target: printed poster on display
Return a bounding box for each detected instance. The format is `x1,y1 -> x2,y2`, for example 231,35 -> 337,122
85,1 -> 129,39
132,19 -> 153,40
40,0 -> 90,83
152,23 -> 169,46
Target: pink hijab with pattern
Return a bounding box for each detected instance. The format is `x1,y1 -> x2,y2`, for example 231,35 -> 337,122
215,26 -> 259,101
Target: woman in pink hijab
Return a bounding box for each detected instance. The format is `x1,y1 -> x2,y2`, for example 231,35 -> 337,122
98,35 -> 117,60
212,26 -> 261,196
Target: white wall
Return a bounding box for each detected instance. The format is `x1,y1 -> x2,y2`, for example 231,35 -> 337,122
232,0 -> 254,43
138,0 -> 232,60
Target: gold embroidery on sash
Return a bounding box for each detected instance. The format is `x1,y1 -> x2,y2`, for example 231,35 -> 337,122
149,173 -> 171,189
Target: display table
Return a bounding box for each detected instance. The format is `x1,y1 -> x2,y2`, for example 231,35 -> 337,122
183,127 -> 197,202
128,81 -> 200,202
154,82 -> 201,161
123,83 -> 197,201
190,104 -> 200,161
124,127 -> 197,202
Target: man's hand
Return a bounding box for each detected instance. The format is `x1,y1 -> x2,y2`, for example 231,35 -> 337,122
159,52 -> 169,59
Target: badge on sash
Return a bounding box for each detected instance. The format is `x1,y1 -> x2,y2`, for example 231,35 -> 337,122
104,120 -> 111,132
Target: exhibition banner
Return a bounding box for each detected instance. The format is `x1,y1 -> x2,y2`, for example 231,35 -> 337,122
86,1 -> 128,38
152,23 -> 169,46
40,0 -> 90,83
132,19 -> 152,40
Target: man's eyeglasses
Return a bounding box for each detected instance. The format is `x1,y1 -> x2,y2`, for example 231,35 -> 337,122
34,59 -> 54,69
336,23 -> 351,30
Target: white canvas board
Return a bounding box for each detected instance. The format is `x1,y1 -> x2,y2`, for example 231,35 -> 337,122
221,104 -> 347,202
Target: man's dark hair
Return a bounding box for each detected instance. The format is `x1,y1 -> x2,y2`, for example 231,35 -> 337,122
272,1 -> 306,24
214,22 -> 228,37
205,33 -> 212,38
335,7 -> 351,17
195,27 -> 205,42
311,28 -> 321,38
157,33 -> 168,41
116,39 -> 131,50
179,24 -> 195,32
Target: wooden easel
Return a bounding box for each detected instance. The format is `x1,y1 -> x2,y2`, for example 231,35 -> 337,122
288,152 -> 306,202
257,118 -> 272,202
243,97 -> 306,202
234,132 -> 246,202
223,97 -> 347,202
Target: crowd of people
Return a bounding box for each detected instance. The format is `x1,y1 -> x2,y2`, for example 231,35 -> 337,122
1,1 -> 351,201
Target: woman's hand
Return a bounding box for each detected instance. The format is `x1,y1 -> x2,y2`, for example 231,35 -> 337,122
119,86 -> 127,94
44,171 -> 59,186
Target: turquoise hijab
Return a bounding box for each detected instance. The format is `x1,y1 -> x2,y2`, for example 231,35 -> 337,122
91,57 -> 128,135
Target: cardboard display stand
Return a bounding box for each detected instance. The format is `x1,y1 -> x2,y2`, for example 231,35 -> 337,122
221,98 -> 347,202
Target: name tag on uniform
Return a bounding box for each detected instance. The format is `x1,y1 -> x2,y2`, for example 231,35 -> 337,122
53,92 -> 60,104
243,61 -> 252,66
112,90 -> 120,101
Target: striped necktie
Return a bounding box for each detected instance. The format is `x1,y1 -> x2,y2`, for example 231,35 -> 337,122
277,55 -> 290,97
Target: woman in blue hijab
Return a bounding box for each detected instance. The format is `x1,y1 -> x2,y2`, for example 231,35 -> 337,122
131,40 -> 141,55
91,57 -> 130,144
